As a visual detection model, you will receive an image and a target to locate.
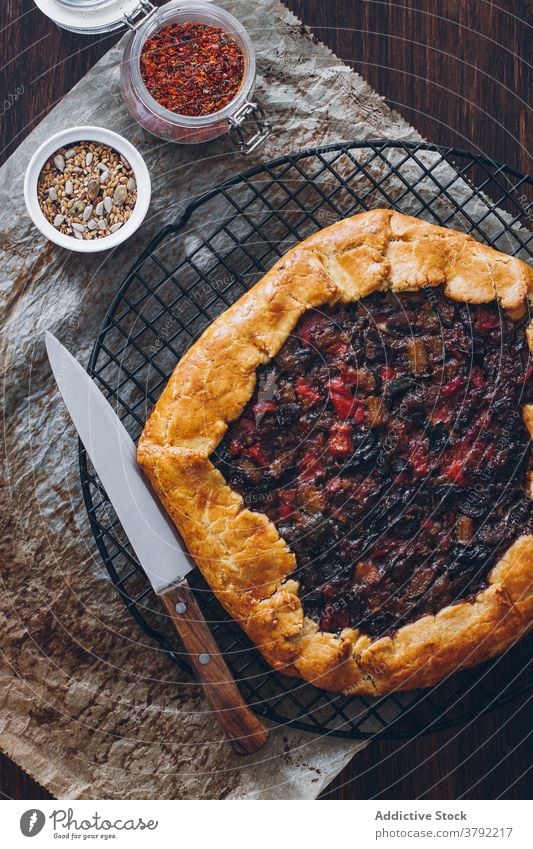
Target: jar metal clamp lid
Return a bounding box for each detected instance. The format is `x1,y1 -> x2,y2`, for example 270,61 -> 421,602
33,0 -> 158,34
228,101 -> 270,156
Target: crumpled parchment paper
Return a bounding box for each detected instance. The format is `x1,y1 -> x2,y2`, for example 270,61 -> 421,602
0,0 -> 432,799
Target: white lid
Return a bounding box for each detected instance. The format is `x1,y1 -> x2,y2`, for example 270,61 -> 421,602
33,0 -> 151,34
34,0 -> 215,33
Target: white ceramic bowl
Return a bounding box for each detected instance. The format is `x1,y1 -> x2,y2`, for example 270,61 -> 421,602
24,126 -> 151,253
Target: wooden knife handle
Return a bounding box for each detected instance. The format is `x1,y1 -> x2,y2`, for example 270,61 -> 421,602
160,582 -> 269,755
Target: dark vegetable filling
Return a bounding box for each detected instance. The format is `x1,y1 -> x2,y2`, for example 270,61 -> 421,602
212,287 -> 533,639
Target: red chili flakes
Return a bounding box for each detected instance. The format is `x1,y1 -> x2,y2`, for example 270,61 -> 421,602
140,22 -> 245,116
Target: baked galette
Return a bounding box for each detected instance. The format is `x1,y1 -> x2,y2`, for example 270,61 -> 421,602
138,210 -> 533,694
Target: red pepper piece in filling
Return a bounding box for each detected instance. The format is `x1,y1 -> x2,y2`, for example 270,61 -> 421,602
410,445 -> 430,476
278,488 -> 297,520
279,488 -> 297,505
297,312 -> 327,346
475,307 -> 500,332
327,376 -> 364,420
380,365 -> 396,381
330,392 -> 354,419
239,418 -> 256,435
328,422 -> 353,456
444,459 -> 467,486
245,443 -> 269,466
327,342 -> 351,358
440,375 -> 464,397
295,376 -> 322,405
431,404 -> 453,426
325,477 -> 348,498
277,489 -> 298,519
253,400 -> 276,419
228,438 -> 243,457
441,441 -> 473,485
298,450 -> 325,482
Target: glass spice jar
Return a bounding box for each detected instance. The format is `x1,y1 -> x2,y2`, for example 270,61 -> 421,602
121,2 -> 270,151
33,1 -> 271,153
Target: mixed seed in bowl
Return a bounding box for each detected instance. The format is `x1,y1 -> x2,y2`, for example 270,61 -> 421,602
37,141 -> 137,241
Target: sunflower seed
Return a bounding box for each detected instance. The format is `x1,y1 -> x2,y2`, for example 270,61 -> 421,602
65,180 -> 73,196
85,152 -> 93,167
95,201 -> 104,216
72,223 -> 86,233
110,222 -> 123,233
99,170 -> 109,184
73,229 -> 84,240
53,214 -> 65,227
126,177 -> 137,193
87,219 -> 98,231
103,196 -> 113,213
70,200 -> 85,215
53,154 -> 65,172
113,184 -> 128,206
98,219 -> 107,230
48,187 -> 58,201
65,149 -> 76,160
83,204 -> 93,221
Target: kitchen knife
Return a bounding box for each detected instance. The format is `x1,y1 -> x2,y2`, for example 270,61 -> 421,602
45,331 -> 269,755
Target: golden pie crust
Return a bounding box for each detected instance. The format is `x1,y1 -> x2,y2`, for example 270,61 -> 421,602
138,210 -> 533,695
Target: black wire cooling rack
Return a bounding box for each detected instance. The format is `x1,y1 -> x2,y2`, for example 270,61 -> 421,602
80,140 -> 533,739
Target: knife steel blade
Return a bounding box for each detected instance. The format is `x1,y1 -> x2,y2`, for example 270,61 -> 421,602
45,330 -> 191,593
45,330 -> 269,754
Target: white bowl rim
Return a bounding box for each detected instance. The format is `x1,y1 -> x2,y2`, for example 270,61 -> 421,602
24,125 -> 151,253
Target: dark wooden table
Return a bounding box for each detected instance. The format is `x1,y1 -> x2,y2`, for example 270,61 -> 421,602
1,0 -> 531,801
